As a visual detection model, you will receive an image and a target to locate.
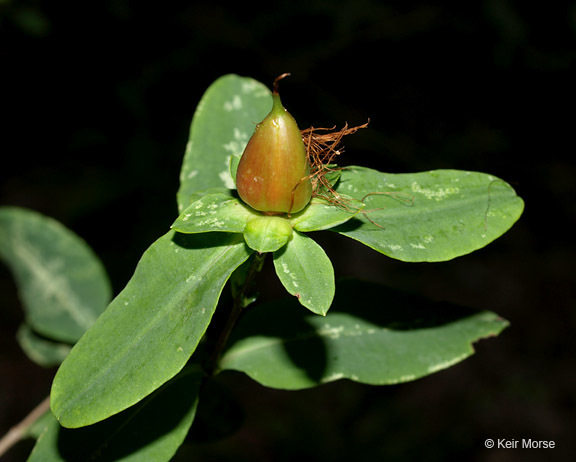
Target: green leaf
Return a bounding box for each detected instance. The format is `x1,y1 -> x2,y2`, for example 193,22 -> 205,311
333,167 -> 524,262
16,324 -> 71,367
172,191 -> 258,234
220,279 -> 508,390
29,367 -> 202,462
273,231 -> 335,316
177,74 -> 272,212
51,231 -> 252,428
289,195 -> 364,232
0,207 -> 111,343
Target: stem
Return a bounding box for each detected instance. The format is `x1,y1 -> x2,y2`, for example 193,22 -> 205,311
0,395 -> 50,458
204,252 -> 266,375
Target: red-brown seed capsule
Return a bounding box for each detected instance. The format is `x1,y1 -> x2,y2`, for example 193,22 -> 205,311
236,75 -> 312,214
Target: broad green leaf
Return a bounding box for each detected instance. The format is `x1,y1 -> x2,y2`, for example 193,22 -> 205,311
172,192 -> 258,234
333,167 -> 524,262
0,207 -> 111,343
29,367 -> 202,462
17,324 -> 71,367
51,231 -> 252,428
289,195 -> 364,232
273,231 -> 334,316
220,279 -> 508,389
177,74 -> 272,212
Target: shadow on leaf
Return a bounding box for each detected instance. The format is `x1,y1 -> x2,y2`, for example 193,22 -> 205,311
222,278 -> 504,388
54,367 -> 201,461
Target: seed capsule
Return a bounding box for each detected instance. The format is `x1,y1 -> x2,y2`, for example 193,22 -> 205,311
236,74 -> 312,214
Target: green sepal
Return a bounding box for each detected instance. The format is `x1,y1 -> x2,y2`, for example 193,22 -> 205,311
273,231 -> 335,316
172,191 -> 258,234
243,216 -> 293,253
290,195 -> 364,232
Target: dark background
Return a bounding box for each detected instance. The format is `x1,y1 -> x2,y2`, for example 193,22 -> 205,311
1,1 -> 574,460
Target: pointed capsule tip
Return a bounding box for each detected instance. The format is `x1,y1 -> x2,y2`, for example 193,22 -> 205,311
273,73 -> 291,94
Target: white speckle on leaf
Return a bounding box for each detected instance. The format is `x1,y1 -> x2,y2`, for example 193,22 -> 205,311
241,81 -> 270,97
411,182 -> 459,201
388,244 -> 403,251
320,325 -> 345,339
322,372 -> 345,382
427,354 -> 468,374
219,170 -> 236,189
423,235 -> 434,243
233,128 -> 248,141
223,95 -> 242,111
280,262 -> 299,287
410,243 -> 425,249
187,170 -> 198,179
223,140 -> 246,157
198,218 -> 225,228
